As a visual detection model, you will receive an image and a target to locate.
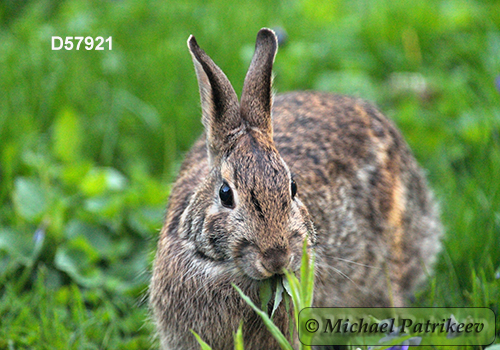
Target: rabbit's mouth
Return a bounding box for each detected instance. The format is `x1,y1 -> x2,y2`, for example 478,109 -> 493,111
236,250 -> 300,280
233,235 -> 306,280
242,261 -> 288,280
256,260 -> 288,279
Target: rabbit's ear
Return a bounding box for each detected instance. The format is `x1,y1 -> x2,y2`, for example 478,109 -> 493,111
240,28 -> 278,139
188,35 -> 241,164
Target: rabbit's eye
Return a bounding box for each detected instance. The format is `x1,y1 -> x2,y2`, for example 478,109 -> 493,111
219,182 -> 234,208
291,179 -> 297,199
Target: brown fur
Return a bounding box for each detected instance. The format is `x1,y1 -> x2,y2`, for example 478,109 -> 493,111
150,29 -> 442,350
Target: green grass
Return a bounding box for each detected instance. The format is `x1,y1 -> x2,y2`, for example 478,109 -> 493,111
0,0 -> 499,348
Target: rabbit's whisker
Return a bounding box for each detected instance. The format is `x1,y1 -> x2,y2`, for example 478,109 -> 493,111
332,257 -> 380,269
324,265 -> 359,287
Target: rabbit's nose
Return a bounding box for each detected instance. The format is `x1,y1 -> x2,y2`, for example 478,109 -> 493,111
261,247 -> 290,275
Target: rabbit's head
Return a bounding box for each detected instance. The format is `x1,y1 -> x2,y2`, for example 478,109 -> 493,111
183,29 -> 316,280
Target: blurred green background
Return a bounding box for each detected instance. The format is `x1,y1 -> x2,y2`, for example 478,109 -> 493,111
0,0 -> 499,348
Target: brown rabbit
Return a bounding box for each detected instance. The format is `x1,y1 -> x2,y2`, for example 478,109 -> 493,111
150,28 -> 442,350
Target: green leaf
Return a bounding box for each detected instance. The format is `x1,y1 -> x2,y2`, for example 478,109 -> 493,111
259,278 -> 273,312
60,162 -> 92,187
52,108 -> 82,163
282,277 -> 293,298
0,228 -> 35,265
83,196 -> 124,218
233,284 -> 294,350
80,167 -> 128,197
12,177 -> 48,221
271,277 -> 284,319
54,240 -> 102,288
190,330 -> 213,350
65,220 -> 113,257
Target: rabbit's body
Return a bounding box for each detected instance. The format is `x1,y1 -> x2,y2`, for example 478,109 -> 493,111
150,29 -> 442,350
273,91 -> 441,309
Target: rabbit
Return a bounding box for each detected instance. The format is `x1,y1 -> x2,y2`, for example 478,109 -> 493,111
150,28 -> 442,350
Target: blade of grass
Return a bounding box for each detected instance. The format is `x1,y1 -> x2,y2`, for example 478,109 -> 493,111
283,270 -> 301,326
233,284 -> 294,350
190,330 -> 213,350
233,321 -> 244,350
300,239 -> 315,308
283,290 -> 294,343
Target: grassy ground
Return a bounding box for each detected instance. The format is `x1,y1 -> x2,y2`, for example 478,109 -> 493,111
0,0 -> 499,348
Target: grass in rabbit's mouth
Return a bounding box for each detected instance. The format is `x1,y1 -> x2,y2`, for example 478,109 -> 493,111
259,275 -> 288,318
1,0 -> 499,349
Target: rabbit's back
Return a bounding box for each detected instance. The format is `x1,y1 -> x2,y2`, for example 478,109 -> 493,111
271,91 -> 441,307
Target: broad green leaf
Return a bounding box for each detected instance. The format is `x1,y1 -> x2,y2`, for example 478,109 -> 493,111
60,162 -> 92,187
12,177 -> 48,221
52,108 -> 82,163
0,228 -> 34,265
80,167 -> 127,197
83,195 -> 125,219
54,240 -> 101,288
65,220 -> 113,257
259,278 -> 273,312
